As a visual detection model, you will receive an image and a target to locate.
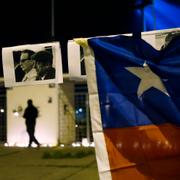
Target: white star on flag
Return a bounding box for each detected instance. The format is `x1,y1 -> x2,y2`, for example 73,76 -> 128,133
126,62 -> 169,97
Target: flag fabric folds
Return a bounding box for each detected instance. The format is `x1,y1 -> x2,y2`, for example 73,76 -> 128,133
77,29 -> 180,180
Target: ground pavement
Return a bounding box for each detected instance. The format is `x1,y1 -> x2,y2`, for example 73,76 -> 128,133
0,146 -> 99,180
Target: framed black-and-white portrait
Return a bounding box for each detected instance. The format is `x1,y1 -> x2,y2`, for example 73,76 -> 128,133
2,42 -> 63,87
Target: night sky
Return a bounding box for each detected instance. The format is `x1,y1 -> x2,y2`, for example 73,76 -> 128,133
0,0 -> 139,76
2,0 -> 180,76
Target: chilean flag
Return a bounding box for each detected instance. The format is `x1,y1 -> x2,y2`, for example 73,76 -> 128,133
77,30 -> 180,179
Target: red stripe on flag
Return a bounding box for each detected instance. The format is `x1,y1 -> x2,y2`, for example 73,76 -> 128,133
104,123 -> 180,179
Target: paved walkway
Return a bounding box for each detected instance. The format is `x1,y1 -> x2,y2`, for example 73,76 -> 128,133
0,146 -> 99,180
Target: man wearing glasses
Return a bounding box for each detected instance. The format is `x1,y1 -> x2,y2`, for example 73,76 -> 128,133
19,49 -> 37,81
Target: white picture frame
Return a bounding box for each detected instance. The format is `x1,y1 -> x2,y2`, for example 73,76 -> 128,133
2,42 -> 63,87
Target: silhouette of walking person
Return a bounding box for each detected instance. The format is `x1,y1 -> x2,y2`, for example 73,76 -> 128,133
23,99 -> 40,148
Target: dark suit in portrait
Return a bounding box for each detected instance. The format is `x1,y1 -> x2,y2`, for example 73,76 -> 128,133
31,50 -> 56,80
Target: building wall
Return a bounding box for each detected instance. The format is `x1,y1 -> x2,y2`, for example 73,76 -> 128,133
0,86 -> 6,142
59,81 -> 75,144
7,84 -> 59,146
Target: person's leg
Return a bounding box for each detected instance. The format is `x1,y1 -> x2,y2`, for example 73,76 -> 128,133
26,125 -> 32,147
33,136 -> 40,147
28,125 -> 35,147
31,125 -> 40,147
27,129 -> 33,147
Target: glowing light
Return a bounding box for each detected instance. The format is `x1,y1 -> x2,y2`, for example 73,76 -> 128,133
41,144 -> 48,147
13,111 -> 19,117
116,142 -> 123,149
90,142 -> 95,147
157,140 -> 162,147
133,142 -> 139,149
82,138 -> 90,147
4,143 -> 9,147
4,142 -> 56,147
79,108 -> 83,112
48,144 -> 55,147
15,143 -> 27,147
60,144 -> 65,147
0,109 -> 4,113
8,142 -> 16,147
72,142 -> 81,147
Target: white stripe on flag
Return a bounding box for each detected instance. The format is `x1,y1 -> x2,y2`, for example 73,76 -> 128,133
93,132 -> 112,180
83,45 -> 112,180
89,94 -> 103,132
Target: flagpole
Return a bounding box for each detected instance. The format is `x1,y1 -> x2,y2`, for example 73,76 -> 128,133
51,0 -> 55,39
